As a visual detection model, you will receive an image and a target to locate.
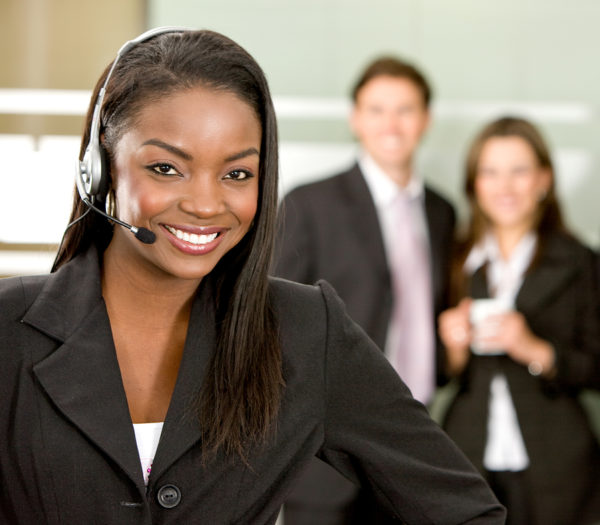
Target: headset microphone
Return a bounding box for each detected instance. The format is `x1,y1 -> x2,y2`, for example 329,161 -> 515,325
80,197 -> 157,244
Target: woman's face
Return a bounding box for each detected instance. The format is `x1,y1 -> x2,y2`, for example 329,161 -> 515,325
108,86 -> 261,282
474,136 -> 551,233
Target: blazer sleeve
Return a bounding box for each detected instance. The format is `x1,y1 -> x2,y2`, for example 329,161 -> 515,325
315,280 -> 506,524
542,246 -> 600,390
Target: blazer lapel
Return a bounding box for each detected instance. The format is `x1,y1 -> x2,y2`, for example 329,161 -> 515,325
32,302 -> 143,487
23,249 -> 226,486
341,164 -> 390,283
470,265 -> 490,300
516,236 -> 577,316
424,188 -> 441,295
23,248 -> 144,488
467,234 -> 577,316
149,281 -> 216,482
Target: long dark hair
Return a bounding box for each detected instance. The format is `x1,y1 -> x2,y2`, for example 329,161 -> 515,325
53,30 -> 282,459
450,116 -> 566,302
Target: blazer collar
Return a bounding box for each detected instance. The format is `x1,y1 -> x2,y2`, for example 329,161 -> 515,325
150,282 -> 215,484
469,233 -> 579,316
23,246 -> 214,490
23,246 -> 104,342
357,153 -> 424,207
515,233 -> 579,315
344,163 -> 390,281
423,187 -> 444,292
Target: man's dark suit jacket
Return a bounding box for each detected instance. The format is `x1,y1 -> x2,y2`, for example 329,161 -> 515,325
444,231 -> 600,525
273,164 -> 456,524
0,246 -> 506,524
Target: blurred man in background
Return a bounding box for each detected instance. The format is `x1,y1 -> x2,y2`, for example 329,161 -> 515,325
274,56 -> 456,524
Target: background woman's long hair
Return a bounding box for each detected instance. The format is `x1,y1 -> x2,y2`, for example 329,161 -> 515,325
53,30 -> 283,460
450,116 -> 566,303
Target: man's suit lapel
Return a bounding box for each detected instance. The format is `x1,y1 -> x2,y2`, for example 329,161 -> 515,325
424,188 -> 443,300
342,164 -> 390,283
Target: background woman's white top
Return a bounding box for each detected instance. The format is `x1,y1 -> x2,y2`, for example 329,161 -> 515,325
464,232 -> 537,471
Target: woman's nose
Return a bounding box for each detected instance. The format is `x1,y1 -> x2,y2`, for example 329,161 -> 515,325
179,174 -> 225,217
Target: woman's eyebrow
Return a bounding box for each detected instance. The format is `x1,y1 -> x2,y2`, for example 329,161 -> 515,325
225,147 -> 260,162
141,139 -> 193,160
141,140 -> 259,163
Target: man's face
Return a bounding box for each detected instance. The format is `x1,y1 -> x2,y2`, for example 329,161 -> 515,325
350,75 -> 430,174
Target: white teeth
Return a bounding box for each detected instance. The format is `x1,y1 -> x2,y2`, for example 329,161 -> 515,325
165,225 -> 218,245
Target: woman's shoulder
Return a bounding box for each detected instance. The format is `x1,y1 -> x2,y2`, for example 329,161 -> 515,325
543,230 -> 595,264
268,276 -> 341,309
268,276 -> 334,319
267,276 -> 352,344
0,274 -> 49,317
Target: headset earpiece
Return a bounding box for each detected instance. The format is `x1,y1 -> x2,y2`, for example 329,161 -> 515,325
77,134 -> 106,203
76,25 -> 189,205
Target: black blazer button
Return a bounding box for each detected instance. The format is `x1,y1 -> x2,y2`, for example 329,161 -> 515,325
157,484 -> 181,509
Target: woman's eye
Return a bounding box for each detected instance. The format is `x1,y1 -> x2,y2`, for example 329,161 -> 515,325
148,163 -> 179,176
225,170 -> 253,180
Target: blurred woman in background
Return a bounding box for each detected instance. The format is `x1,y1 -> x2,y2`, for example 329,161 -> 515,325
439,116 -> 600,525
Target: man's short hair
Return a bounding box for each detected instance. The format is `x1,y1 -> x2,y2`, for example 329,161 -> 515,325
351,56 -> 432,108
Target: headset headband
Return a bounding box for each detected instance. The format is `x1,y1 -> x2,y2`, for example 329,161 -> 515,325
76,26 -> 190,202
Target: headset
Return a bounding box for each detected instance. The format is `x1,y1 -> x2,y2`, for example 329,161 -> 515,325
75,26 -> 189,244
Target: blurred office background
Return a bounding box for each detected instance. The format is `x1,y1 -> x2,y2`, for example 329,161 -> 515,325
1,0 -> 599,277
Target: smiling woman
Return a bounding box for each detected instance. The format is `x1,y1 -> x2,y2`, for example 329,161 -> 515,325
0,28 -> 506,524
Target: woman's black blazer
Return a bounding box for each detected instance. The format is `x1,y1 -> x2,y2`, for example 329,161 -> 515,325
0,246 -> 505,524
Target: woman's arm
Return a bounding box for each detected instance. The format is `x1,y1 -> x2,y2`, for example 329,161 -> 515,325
317,281 -> 506,524
537,247 -> 600,389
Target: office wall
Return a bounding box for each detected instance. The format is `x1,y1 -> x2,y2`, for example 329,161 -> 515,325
0,0 -> 145,136
149,0 -> 600,246
0,0 -> 145,274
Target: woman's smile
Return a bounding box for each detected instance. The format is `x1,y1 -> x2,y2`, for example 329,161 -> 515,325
162,224 -> 226,254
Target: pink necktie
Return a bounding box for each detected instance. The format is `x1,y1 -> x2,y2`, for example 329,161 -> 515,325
387,193 -> 435,404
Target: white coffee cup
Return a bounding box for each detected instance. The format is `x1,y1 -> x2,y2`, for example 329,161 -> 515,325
469,297 -> 512,355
